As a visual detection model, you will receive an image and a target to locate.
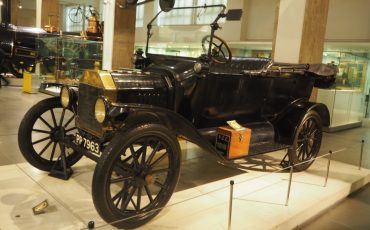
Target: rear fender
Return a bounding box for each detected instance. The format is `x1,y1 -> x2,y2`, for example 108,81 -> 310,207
273,100 -> 330,145
109,103 -> 219,155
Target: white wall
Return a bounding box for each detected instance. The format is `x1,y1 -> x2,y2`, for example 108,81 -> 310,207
273,0 -> 306,63
325,0 -> 370,41
242,0 -> 276,41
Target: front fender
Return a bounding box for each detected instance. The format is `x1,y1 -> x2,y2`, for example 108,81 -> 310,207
108,103 -> 220,156
272,100 -> 330,145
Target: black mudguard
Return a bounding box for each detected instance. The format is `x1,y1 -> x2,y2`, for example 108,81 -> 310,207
109,103 -> 221,157
272,100 -> 330,145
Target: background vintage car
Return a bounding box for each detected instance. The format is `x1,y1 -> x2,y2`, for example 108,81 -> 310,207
0,23 -> 50,78
0,22 -> 102,78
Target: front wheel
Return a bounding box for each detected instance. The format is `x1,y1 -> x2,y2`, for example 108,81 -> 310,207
287,110 -> 323,171
18,97 -> 82,171
92,124 -> 181,229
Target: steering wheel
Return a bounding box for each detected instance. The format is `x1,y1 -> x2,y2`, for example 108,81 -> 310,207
201,35 -> 232,64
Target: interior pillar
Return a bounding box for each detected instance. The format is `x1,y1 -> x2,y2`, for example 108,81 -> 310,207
36,0 -> 42,28
102,0 -> 116,70
111,4 -> 136,69
273,0 -> 329,63
272,0 -> 329,101
41,0 -> 59,30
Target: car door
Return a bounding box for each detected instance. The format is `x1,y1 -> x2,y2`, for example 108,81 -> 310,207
190,72 -> 270,128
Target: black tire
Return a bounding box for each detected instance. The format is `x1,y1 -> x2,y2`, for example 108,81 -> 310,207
18,97 -> 82,171
287,110 -> 323,171
92,124 -> 181,229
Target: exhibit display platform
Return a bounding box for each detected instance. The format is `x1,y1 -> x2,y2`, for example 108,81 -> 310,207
0,142 -> 369,230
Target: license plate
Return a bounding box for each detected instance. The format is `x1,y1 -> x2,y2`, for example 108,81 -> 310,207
75,133 -> 102,157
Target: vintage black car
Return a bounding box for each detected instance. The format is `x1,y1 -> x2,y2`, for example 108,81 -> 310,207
18,2 -> 336,229
0,23 -> 51,78
0,23 -> 102,78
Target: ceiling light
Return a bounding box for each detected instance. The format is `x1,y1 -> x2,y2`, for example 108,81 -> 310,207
0,1 -> 3,6
18,0 -> 22,9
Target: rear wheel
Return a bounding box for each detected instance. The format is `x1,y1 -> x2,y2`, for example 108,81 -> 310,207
287,110 -> 323,171
92,124 -> 181,229
18,97 -> 82,171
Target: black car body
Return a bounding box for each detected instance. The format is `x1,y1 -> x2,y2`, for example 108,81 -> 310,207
18,3 -> 336,229
0,23 -> 51,77
0,23 -> 102,78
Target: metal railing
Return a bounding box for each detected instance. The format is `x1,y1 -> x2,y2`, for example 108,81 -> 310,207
81,139 -> 366,230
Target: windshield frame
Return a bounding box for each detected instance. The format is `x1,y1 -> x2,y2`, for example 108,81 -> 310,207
145,4 -> 227,58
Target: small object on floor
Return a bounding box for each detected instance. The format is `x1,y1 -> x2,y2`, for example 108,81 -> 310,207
32,199 -> 49,215
87,221 -> 95,229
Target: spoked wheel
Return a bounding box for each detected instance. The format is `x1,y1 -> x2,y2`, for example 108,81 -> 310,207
18,97 -> 82,171
92,124 -> 181,229
287,111 -> 323,171
68,7 -> 83,24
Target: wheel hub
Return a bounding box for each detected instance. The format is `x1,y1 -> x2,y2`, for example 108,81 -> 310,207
132,167 -> 153,186
145,175 -> 154,184
51,126 -> 66,142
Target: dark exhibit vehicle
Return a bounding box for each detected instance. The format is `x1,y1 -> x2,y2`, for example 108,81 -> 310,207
0,23 -> 50,78
0,23 -> 102,78
18,2 -> 337,229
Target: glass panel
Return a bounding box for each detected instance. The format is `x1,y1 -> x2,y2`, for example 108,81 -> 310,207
156,0 -> 228,26
135,4 -> 144,27
157,0 -> 194,26
196,0 -> 227,24
319,49 -> 369,128
37,36 -> 103,84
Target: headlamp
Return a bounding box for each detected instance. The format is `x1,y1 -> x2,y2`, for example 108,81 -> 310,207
60,86 -> 71,108
95,97 -> 109,124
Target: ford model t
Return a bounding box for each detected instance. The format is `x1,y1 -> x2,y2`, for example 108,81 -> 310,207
18,2 -> 336,228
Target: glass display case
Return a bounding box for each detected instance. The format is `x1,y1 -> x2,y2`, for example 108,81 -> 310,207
322,51 -> 368,91
37,36 -> 103,94
317,50 -> 370,131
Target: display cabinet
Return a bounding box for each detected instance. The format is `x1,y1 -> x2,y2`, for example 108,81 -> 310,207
37,36 -> 103,94
317,50 -> 369,131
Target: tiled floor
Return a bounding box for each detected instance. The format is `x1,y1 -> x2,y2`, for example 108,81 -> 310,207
1,86 -> 370,229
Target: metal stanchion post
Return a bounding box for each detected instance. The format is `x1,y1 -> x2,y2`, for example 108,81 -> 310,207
285,166 -> 293,206
359,140 -> 364,170
228,180 -> 234,230
324,150 -> 332,187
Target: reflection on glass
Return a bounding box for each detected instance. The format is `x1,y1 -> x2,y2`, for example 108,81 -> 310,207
322,51 -> 368,91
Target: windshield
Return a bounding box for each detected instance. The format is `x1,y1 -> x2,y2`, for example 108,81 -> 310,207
145,4 -> 226,58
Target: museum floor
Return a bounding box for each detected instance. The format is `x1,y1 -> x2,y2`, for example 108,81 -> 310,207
0,86 -> 370,229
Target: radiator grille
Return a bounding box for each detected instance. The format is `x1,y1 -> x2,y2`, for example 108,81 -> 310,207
77,83 -> 104,137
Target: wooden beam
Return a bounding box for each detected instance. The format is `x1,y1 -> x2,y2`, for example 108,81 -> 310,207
112,5 -> 136,69
299,0 -> 329,102
10,0 -> 17,25
299,0 -> 330,64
